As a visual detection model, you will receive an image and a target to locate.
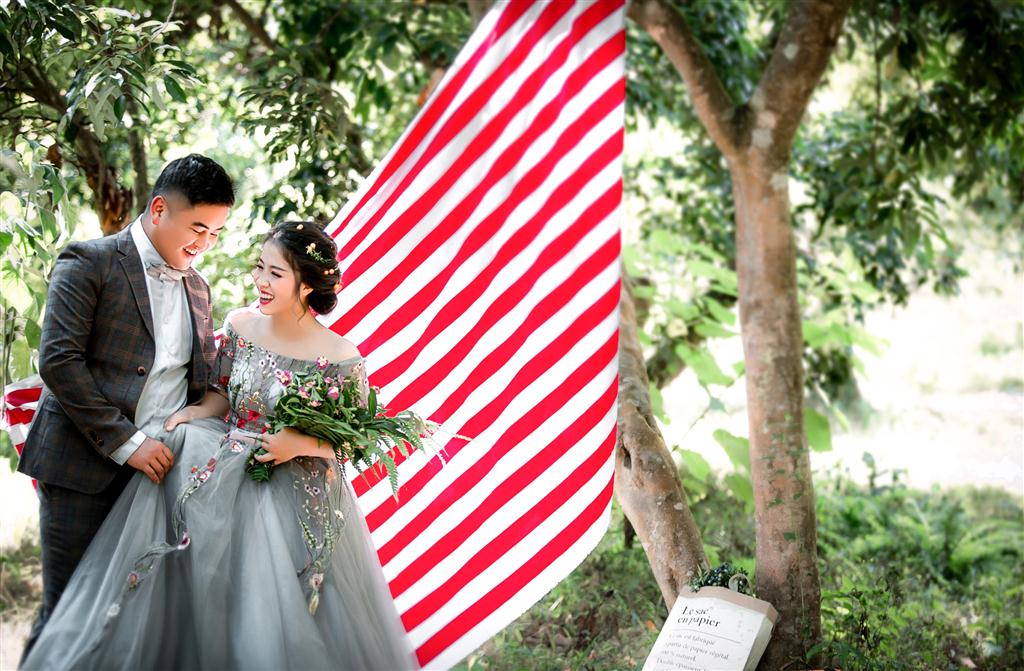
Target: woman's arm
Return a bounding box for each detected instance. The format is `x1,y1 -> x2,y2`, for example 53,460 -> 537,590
163,390 -> 231,431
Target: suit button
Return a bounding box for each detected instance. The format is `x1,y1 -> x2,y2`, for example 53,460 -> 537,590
97,439 -> 105,447
137,366 -> 146,376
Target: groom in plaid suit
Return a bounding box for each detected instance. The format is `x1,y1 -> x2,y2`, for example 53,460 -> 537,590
17,154 -> 235,661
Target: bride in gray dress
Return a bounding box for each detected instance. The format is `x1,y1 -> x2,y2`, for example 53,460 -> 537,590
22,222 -> 420,670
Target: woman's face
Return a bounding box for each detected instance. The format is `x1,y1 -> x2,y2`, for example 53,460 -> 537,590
251,239 -> 310,316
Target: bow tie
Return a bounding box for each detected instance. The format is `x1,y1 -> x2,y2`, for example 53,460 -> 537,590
146,262 -> 188,283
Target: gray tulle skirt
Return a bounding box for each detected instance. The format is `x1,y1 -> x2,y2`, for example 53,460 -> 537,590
21,417 -> 420,670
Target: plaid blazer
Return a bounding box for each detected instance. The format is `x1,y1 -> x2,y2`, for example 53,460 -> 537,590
17,226 -> 217,494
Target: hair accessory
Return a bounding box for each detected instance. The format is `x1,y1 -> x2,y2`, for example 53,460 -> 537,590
305,242 -> 332,266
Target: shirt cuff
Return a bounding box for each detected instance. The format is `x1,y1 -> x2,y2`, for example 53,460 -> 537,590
109,430 -> 146,465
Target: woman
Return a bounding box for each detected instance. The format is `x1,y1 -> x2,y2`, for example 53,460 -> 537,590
22,222 -> 420,670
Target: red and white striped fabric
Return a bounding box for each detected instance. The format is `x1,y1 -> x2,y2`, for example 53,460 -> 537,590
2,1 -> 625,667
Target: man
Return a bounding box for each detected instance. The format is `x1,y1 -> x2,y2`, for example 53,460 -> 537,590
17,153 -> 235,661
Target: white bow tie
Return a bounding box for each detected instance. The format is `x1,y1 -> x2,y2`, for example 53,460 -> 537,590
146,262 -> 188,283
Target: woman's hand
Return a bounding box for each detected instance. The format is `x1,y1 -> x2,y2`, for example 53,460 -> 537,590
164,392 -> 230,431
164,407 -> 198,432
252,427 -> 319,466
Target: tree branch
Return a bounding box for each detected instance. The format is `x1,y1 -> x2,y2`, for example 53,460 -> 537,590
223,0 -> 277,51
749,0 -> 854,162
466,0 -> 494,28
627,0 -> 741,161
616,268 -> 708,608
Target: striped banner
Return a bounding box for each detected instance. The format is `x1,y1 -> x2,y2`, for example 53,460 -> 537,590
2,1 -> 625,667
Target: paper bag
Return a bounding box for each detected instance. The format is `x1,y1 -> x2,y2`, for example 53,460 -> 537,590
642,586 -> 779,671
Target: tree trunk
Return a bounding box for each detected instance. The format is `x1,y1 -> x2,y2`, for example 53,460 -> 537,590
732,158 -> 821,669
80,130 -> 132,235
126,95 -> 150,219
627,0 -> 853,666
615,269 -> 708,607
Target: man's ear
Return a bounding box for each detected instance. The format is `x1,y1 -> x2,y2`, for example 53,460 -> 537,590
149,194 -> 167,224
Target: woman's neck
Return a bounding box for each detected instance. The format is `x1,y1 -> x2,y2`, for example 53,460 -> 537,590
266,309 -> 318,341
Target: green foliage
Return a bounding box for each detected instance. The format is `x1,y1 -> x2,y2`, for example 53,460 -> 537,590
688,561 -> 753,596
811,468 -> 1024,670
465,473 -> 1023,671
258,368 -> 434,496
0,534 -> 42,616
0,1 -> 198,147
454,503 -> 665,671
0,142 -> 80,467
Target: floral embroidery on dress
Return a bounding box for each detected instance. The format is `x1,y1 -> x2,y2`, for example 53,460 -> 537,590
112,320 -> 367,622
209,320 -> 366,614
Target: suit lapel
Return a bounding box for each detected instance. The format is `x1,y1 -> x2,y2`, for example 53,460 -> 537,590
183,272 -> 209,382
116,227 -> 155,340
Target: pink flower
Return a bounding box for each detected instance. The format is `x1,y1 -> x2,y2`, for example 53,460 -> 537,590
310,400 -> 322,408
316,356 -> 329,370
310,572 -> 324,590
323,376 -> 333,385
199,471 -> 210,482
230,442 -> 244,453
219,375 -> 230,386
274,369 -> 292,385
127,572 -> 139,587
298,388 -> 310,399
326,386 -> 340,400
207,457 -> 217,469
237,337 -> 246,348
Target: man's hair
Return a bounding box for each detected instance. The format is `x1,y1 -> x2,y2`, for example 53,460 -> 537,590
150,154 -> 236,208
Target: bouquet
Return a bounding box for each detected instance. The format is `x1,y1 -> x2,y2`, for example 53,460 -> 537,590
246,368 -> 451,497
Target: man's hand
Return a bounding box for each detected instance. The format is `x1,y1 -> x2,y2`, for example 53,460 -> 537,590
126,437 -> 174,484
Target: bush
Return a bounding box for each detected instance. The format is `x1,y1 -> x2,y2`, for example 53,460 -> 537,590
463,473 -> 1023,671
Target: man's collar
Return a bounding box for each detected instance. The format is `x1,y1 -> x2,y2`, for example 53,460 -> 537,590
130,216 -> 167,267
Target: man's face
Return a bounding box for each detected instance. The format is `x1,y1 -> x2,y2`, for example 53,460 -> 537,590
148,194 -> 229,269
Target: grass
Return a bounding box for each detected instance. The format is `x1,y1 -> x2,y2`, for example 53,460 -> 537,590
2,473 -> 1019,671
459,471 -> 1023,671
0,534 -> 40,618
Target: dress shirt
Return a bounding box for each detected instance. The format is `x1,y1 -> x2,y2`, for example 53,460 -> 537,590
108,218 -> 194,464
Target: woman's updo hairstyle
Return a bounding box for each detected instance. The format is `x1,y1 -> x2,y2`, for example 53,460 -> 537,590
263,221 -> 341,314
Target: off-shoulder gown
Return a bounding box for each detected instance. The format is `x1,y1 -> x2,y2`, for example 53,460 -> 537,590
22,322 -> 419,670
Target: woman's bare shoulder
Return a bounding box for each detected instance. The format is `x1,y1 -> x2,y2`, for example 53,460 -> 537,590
319,329 -> 361,362
224,307 -> 261,336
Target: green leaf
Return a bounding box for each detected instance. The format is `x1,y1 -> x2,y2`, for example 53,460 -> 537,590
694,321 -> 736,338
679,449 -> 710,484
163,74 -> 187,103
713,429 -> 750,473
676,343 -> 733,387
703,297 -> 736,325
38,208 -> 57,238
724,472 -> 754,510
649,382 -> 668,424
804,407 -> 832,452
23,317 -> 40,349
